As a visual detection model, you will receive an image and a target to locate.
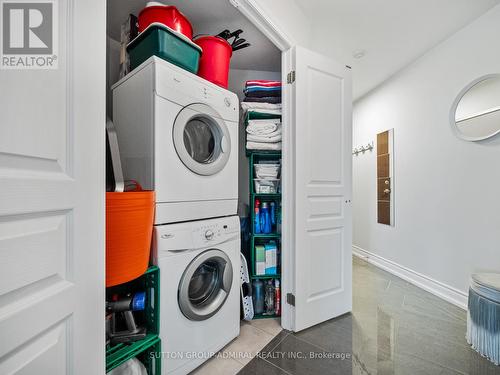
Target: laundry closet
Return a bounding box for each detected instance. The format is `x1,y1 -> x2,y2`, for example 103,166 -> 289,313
104,1 -> 352,374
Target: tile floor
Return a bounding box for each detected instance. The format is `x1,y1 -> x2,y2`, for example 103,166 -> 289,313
191,318 -> 283,374
194,257 -> 500,374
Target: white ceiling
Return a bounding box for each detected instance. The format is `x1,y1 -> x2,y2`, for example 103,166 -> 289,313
107,0 -> 281,72
295,0 -> 500,100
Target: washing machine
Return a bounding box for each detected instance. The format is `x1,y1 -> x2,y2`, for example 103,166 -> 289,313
153,216 -> 241,375
112,56 -> 239,224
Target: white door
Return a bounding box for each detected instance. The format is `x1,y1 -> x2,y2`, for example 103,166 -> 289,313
0,0 -> 105,373
290,46 -> 352,332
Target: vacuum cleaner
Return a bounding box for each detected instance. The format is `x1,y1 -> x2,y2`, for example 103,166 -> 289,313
107,292 -> 147,345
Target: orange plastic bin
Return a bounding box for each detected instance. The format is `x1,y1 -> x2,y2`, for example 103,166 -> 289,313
106,190 -> 155,287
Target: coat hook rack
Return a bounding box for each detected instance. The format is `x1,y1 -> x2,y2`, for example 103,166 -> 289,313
352,141 -> 374,156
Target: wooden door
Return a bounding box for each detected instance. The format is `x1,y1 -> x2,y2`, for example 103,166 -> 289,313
291,46 -> 352,332
0,0 -> 105,373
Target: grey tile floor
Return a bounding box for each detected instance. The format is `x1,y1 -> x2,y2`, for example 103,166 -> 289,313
236,257 -> 500,375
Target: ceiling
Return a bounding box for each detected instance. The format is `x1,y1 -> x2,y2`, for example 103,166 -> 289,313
295,0 -> 500,100
107,0 -> 281,72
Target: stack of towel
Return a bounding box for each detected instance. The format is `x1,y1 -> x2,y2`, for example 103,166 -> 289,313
242,80 -> 282,150
246,118 -> 282,151
243,80 -> 281,103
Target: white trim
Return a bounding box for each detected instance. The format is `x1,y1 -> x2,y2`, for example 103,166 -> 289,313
229,0 -> 295,331
352,245 -> 468,310
228,0 -> 293,50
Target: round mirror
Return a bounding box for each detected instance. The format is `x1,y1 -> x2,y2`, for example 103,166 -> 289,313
452,74 -> 500,141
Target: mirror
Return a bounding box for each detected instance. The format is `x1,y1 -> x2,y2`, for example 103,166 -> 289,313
377,129 -> 394,226
452,74 -> 500,141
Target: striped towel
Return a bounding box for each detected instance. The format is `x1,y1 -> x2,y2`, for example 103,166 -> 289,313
246,80 -> 281,88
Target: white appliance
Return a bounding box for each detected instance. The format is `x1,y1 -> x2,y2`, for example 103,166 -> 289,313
153,216 -> 241,375
112,57 -> 239,224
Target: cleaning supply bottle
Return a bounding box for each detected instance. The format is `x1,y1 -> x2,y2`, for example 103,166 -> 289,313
265,279 -> 275,315
254,199 -> 261,234
277,202 -> 282,235
270,202 -> 276,232
260,202 -> 271,234
252,279 -> 264,314
275,279 -> 281,316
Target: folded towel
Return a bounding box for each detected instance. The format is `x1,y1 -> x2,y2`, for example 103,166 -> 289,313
246,120 -> 281,135
245,90 -> 281,98
245,85 -> 282,91
244,86 -> 281,93
243,96 -> 281,104
246,80 -> 281,87
247,133 -> 282,143
247,109 -> 282,116
244,85 -> 282,98
241,102 -> 282,111
247,141 -> 282,151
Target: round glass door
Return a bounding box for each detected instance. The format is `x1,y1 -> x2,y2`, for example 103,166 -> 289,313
173,104 -> 231,176
178,249 -> 233,321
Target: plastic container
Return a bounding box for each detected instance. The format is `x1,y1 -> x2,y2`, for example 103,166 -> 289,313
106,191 -> 155,287
194,36 -> 232,88
138,4 -> 193,39
127,23 -> 201,73
254,163 -> 280,179
254,179 -> 280,194
252,279 -> 265,314
260,202 -> 271,234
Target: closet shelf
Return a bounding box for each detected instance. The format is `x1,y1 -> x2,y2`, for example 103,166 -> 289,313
106,334 -> 161,373
253,313 -> 280,320
105,265 -> 161,373
252,233 -> 281,239
251,274 -> 280,279
245,111 -> 282,121
251,193 -> 281,198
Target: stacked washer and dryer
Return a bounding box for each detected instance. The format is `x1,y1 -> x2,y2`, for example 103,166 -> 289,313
112,56 -> 241,375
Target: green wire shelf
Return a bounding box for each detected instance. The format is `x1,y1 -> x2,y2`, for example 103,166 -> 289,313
106,266 -> 161,373
252,233 -> 281,239
251,274 -> 281,279
106,334 -> 161,373
253,313 -> 281,320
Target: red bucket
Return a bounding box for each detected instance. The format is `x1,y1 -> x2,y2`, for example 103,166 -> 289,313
194,36 -> 232,88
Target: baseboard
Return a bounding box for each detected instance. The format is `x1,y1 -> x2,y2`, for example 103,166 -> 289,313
352,245 -> 468,310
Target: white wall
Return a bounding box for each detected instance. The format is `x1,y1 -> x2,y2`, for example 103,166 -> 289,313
353,5 -> 500,296
252,0 -> 312,48
228,68 -> 281,216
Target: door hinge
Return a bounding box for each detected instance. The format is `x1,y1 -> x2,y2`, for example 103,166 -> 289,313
287,70 -> 296,84
286,293 -> 295,306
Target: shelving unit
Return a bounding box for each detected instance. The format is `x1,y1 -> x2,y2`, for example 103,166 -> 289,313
246,111 -> 282,320
106,266 -> 161,374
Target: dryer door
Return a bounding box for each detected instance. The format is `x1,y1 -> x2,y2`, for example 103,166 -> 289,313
178,249 -> 233,321
173,103 -> 231,176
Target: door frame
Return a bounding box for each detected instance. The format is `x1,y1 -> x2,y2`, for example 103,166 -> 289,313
229,0 -> 296,331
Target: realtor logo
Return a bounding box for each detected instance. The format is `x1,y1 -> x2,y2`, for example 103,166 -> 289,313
1,0 -> 58,69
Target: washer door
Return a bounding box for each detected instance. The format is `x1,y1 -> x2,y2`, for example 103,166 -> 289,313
178,249 -> 233,321
173,103 -> 231,176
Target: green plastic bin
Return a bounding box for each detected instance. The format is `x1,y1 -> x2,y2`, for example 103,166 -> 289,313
127,22 -> 201,73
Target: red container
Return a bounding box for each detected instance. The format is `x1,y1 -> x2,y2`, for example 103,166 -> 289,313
194,36 -> 232,88
138,5 -> 193,40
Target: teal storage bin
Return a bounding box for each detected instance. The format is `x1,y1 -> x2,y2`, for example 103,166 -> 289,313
127,22 -> 201,73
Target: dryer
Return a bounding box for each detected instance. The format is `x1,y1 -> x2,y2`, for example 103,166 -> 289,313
153,216 -> 241,375
112,57 -> 239,224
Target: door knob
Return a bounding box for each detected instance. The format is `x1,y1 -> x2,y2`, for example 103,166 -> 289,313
384,188 -> 391,194
384,180 -> 389,185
